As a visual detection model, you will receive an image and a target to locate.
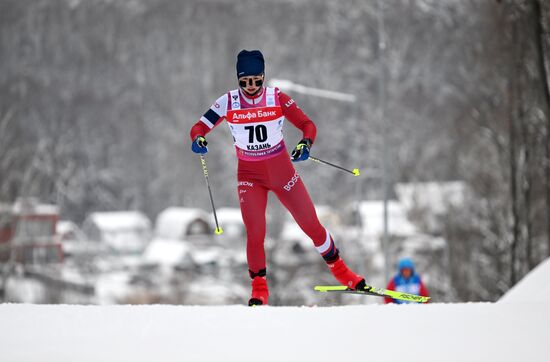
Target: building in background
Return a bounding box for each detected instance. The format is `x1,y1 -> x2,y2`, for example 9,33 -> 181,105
154,207 -> 212,240
82,211 -> 152,255
215,207 -> 245,242
0,198 -> 63,264
142,207 -> 213,268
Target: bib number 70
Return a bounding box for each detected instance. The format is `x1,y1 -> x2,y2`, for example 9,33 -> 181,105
244,125 -> 268,143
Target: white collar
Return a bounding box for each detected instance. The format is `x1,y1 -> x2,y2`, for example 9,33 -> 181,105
239,88 -> 265,105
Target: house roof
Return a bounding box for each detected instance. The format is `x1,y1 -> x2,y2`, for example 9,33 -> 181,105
56,220 -> 79,234
142,238 -> 192,266
87,211 -> 151,232
155,207 -> 211,239
1,198 -> 59,216
215,208 -> 243,224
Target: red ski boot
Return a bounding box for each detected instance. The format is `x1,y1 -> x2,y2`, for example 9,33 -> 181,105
327,257 -> 365,290
248,276 -> 269,306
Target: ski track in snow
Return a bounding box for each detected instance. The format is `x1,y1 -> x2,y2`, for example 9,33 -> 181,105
0,302 -> 548,362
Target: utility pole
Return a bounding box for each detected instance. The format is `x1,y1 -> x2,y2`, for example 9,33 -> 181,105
377,0 -> 390,283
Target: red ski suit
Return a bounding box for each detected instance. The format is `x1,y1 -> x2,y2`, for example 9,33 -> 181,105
190,87 -> 335,273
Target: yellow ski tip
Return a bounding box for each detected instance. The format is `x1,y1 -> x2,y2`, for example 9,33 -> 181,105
314,285 -> 348,292
215,227 -> 223,235
352,168 -> 360,176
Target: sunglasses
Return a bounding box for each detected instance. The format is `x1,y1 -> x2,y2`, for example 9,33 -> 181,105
239,76 -> 264,88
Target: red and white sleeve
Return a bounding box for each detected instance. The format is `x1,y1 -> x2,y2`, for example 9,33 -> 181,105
189,93 -> 228,140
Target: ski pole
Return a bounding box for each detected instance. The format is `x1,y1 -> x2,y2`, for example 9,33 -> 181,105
309,156 -> 360,176
199,154 -> 223,235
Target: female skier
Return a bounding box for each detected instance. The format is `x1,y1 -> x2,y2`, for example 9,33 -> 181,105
190,49 -> 366,306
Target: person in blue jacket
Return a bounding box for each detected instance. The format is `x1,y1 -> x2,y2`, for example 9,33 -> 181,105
385,257 -> 429,304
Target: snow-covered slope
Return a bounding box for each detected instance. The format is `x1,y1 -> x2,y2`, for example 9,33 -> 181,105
499,257 -> 550,303
1,302 -> 548,362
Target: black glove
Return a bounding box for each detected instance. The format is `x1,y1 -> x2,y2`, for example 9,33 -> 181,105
191,136 -> 208,154
291,138 -> 312,162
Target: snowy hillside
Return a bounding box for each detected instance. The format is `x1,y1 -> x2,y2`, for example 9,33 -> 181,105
2,258 -> 549,362
499,257 -> 550,303
0,301 -> 547,362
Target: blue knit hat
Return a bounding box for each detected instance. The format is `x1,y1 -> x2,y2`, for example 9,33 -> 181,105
398,257 -> 415,274
236,50 -> 265,78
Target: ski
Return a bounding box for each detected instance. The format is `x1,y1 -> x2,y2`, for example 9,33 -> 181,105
314,285 -> 430,303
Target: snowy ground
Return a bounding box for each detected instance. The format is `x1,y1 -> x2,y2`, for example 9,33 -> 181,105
0,302 -> 547,362
2,258 -> 549,362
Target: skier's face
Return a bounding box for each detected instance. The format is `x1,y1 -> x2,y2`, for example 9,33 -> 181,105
239,74 -> 264,96
401,268 -> 412,279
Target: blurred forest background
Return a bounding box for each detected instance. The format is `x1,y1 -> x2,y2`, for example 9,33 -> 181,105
1,0 -> 550,302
